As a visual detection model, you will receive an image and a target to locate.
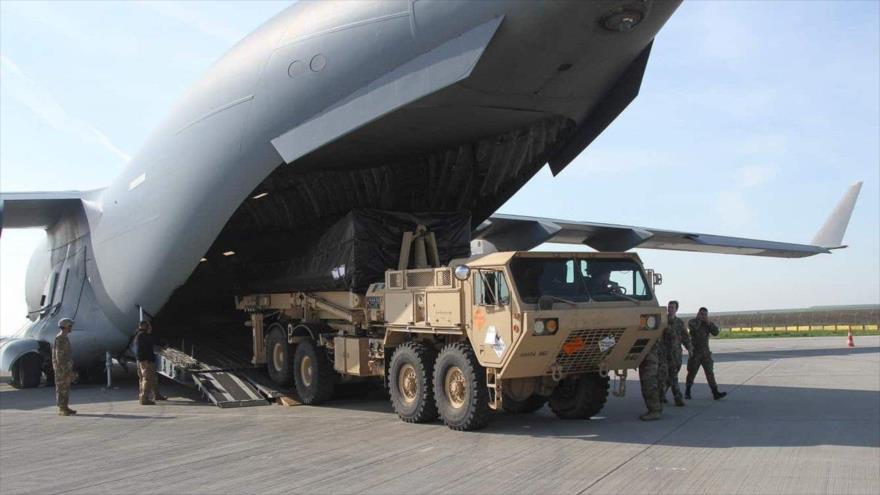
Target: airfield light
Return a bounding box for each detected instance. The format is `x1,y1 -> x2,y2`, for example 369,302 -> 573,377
252,192 -> 269,199
199,257 -> 207,263
222,251 -> 236,257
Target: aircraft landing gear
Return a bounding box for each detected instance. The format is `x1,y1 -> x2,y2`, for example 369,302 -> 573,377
10,353 -> 43,388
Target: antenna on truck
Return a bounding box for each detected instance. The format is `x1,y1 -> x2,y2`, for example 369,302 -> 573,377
398,224 -> 441,270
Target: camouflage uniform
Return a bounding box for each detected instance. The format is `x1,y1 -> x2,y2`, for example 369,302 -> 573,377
686,318 -> 725,399
638,338 -> 667,419
662,316 -> 691,404
52,331 -> 74,413
133,327 -> 163,404
137,361 -> 159,403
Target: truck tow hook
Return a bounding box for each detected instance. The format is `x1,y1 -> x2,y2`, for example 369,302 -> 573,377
612,369 -> 627,397
549,362 -> 563,382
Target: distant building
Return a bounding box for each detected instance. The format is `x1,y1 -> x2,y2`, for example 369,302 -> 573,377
681,304 -> 880,333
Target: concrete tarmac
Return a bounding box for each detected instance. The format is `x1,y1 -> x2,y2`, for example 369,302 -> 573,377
1,336 -> 878,495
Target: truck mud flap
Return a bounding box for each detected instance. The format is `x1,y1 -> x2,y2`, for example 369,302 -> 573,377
192,371 -> 269,408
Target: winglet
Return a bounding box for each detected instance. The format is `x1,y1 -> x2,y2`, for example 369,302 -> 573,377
810,181 -> 863,248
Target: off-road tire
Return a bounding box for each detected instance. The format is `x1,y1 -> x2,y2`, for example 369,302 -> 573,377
11,353 -> 42,388
388,341 -> 438,423
549,373 -> 610,420
433,342 -> 490,431
502,393 -> 548,414
293,339 -> 336,404
266,324 -> 294,386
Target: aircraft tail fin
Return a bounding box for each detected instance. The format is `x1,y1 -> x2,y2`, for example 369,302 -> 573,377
810,181 -> 863,249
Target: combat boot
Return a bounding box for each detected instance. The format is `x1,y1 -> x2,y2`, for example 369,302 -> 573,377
140,400 -> 156,405
712,390 -> 727,400
674,397 -> 685,407
59,408 -> 77,416
639,410 -> 661,421
155,394 -> 168,401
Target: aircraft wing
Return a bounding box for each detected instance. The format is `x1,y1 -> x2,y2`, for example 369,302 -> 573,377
477,182 -> 863,258
0,191 -> 86,232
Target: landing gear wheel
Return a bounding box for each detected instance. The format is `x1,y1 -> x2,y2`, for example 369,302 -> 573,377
76,363 -> 106,384
549,373 -> 610,420
433,342 -> 490,431
388,341 -> 438,423
502,393 -> 547,414
266,324 -> 294,386
11,353 -> 42,388
293,339 -> 336,404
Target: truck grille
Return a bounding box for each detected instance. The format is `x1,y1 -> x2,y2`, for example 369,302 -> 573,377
554,327 -> 626,374
407,270 -> 435,287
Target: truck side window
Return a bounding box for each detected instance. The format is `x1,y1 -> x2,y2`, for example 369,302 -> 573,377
474,270 -> 510,306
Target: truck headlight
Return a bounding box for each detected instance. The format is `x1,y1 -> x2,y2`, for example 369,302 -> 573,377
533,318 -> 559,336
640,314 -> 660,330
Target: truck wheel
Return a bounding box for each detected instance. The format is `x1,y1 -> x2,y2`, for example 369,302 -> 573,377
549,373 -> 610,420
433,342 -> 490,431
388,341 -> 438,423
11,353 -> 42,388
502,393 -> 547,414
266,324 -> 294,386
293,339 -> 336,404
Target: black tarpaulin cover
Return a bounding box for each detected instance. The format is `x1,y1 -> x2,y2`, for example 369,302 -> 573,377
241,209 -> 471,294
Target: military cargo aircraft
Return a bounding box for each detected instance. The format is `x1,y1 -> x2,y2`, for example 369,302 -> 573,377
0,1 -> 862,387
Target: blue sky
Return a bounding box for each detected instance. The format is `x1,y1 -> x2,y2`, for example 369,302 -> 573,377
1,1 -> 878,335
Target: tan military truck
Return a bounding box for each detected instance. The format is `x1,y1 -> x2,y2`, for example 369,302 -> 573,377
236,230 -> 665,431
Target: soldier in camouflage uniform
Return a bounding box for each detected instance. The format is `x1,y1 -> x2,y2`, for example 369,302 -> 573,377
686,307 -> 727,400
52,318 -> 77,416
638,327 -> 668,421
133,320 -> 166,405
660,300 -> 691,407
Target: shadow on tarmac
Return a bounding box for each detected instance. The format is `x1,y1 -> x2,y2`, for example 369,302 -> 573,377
72,413 -> 178,420
0,370 -> 207,411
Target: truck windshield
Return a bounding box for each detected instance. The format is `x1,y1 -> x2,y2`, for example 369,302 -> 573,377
509,257 -> 651,303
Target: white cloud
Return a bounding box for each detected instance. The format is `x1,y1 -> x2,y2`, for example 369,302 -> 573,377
687,2 -> 760,64
136,1 -> 243,44
0,54 -> 131,162
714,190 -> 754,230
736,165 -> 777,188
565,148 -> 678,178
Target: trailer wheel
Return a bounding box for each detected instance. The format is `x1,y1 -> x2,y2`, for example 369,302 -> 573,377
11,353 -> 42,389
548,373 -> 610,420
388,341 -> 438,423
293,339 -> 336,404
433,342 -> 490,431
502,393 -> 547,414
266,324 -> 294,386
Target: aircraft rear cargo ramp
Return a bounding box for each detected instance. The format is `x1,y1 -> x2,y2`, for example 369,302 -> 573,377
156,347 -> 269,408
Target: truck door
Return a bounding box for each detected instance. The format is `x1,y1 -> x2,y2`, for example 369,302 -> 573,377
472,269 -> 512,366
